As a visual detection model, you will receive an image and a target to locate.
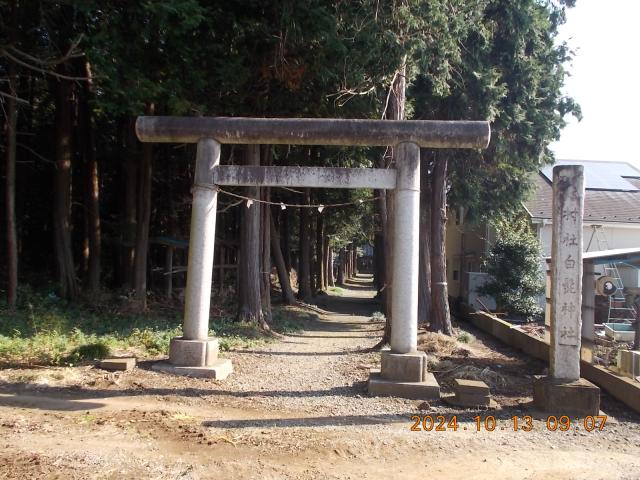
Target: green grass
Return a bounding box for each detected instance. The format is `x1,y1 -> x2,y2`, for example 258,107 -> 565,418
456,331 -> 476,344
0,286 -> 306,366
328,286 -> 345,296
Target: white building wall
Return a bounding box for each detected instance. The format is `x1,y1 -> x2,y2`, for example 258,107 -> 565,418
536,222 -> 640,288
619,266 -> 640,289
537,223 -> 640,256
467,272 -> 497,311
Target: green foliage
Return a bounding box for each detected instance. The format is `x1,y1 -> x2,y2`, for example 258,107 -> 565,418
0,287 -> 184,366
456,331 -> 476,344
269,309 -> 306,333
479,217 -> 545,319
411,0 -> 580,223
65,342 -> 111,364
0,288 -> 309,365
2,0 -> 579,326
211,308 -> 305,351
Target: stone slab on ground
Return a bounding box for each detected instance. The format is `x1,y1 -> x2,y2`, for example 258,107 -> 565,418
152,358 -> 233,380
443,395 -> 500,409
98,357 -> 136,371
533,375 -> 600,417
368,369 -> 440,400
453,378 -> 490,395
452,393 -> 491,407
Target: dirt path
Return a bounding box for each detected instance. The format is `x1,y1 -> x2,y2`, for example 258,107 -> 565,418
1,275 -> 640,479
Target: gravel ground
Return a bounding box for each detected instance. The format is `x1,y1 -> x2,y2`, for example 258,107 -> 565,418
1,275 -> 639,479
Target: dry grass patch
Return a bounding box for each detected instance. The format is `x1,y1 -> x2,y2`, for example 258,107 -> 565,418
417,331 -> 460,356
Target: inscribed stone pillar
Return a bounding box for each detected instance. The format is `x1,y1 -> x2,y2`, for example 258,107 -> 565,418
550,165 -> 585,381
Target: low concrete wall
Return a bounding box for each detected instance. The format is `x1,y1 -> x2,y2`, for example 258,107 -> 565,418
459,305 -> 640,414
462,309 -> 549,361
580,363 -> 640,413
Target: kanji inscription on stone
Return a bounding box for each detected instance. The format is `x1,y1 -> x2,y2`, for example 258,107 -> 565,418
550,165 -> 585,379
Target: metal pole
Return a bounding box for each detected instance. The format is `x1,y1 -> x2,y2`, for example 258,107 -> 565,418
634,295 -> 640,350
183,139 -> 220,340
390,142 -> 420,353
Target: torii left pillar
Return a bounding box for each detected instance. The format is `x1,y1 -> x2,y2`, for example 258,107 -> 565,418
368,142 -> 440,399
152,138 -> 233,379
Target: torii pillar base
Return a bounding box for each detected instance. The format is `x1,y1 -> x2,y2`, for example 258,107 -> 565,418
368,350 -> 440,400
152,337 -> 233,380
533,376 -> 600,417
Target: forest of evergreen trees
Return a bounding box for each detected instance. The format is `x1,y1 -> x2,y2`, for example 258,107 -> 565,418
1,0 -> 579,336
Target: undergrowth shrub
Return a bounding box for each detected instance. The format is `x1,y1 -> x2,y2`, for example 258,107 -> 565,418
479,217 -> 544,320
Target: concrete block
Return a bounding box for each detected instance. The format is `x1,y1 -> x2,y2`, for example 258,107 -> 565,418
368,369 -> 440,400
617,350 -> 640,379
453,378 -> 490,396
98,357 -> 136,371
453,393 -> 491,407
152,358 -> 232,380
581,362 -> 640,414
169,337 -> 219,367
381,350 -> 428,382
533,375 -> 600,417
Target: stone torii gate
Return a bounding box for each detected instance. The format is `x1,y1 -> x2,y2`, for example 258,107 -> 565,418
136,116 -> 490,398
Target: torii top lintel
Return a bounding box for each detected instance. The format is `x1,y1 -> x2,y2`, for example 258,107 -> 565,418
136,116 -> 490,149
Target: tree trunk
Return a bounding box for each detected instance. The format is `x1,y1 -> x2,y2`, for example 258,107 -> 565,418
352,244 -> 358,277
374,191 -> 386,296
78,59 -> 101,292
327,245 -> 335,287
315,215 -> 325,292
53,72 -> 78,301
418,155 -> 432,325
381,191 -> 394,344
430,153 -> 452,335
345,244 -> 351,279
337,248 -> 345,286
165,166 -> 178,299
260,146 -> 272,328
270,209 -> 296,304
120,117 -> 137,289
165,246 -> 174,299
133,103 -> 154,310
282,208 -> 291,274
237,145 -> 264,323
297,189 -> 313,303
378,59 -> 406,346
323,236 -> 330,289
4,19 -> 18,308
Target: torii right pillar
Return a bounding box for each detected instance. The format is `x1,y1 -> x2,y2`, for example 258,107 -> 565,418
533,165 -> 600,416
368,142 -> 440,399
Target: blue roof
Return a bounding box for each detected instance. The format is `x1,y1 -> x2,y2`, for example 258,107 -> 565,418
541,160 -> 640,192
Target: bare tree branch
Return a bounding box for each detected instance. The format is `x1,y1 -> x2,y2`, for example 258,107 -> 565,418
17,143 -> 57,166
0,49 -> 91,82
0,90 -> 29,105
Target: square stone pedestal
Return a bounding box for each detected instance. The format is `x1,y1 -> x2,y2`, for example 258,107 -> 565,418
152,337 -> 232,379
451,379 -> 491,407
368,350 -> 440,400
533,376 -> 600,417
